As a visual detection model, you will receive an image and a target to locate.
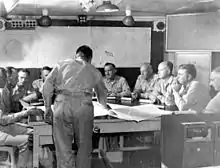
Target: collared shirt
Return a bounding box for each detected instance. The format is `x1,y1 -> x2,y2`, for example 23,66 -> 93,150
32,79 -> 44,93
103,75 -> 131,97
42,59 -> 107,106
11,85 -> 28,112
134,74 -> 158,98
0,86 -> 28,126
174,80 -> 210,113
151,75 -> 175,106
203,92 -> 220,114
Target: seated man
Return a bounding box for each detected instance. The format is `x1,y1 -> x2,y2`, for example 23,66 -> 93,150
150,61 -> 178,111
103,62 -> 131,97
0,67 -> 43,167
204,66 -> 220,113
12,68 -> 40,111
172,64 -> 210,113
32,66 -> 52,95
132,63 -> 158,100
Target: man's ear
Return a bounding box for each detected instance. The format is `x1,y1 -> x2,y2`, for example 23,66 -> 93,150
187,74 -> 193,81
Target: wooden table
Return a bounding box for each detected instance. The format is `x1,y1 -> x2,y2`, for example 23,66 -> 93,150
30,118 -> 160,168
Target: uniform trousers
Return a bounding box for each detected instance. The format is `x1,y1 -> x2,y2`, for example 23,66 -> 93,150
53,93 -> 94,168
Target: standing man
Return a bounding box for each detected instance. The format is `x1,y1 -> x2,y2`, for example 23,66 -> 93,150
103,62 -> 131,97
0,67 -> 43,167
204,66 -> 220,113
172,64 -> 210,113
42,45 -> 109,168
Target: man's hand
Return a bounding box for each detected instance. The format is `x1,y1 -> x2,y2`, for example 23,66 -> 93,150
131,92 -> 139,99
44,107 -> 53,125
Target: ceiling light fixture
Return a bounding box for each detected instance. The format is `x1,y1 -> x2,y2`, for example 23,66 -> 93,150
122,9 -> 135,26
96,0 -> 119,12
38,8 -> 52,27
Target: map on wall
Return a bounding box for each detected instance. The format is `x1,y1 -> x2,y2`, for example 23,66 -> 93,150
0,27 -> 151,68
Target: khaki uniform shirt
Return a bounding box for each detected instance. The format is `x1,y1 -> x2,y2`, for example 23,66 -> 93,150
174,81 -> 210,113
134,74 -> 158,98
103,75 -> 131,97
42,59 -> 107,106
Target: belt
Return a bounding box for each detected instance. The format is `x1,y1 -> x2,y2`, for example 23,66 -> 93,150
56,89 -> 93,97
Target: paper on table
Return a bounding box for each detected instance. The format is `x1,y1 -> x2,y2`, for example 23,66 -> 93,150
108,104 -> 173,122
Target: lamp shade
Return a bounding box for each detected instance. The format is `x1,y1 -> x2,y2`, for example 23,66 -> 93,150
38,16 -> 52,27
122,16 -> 135,26
96,1 -> 119,12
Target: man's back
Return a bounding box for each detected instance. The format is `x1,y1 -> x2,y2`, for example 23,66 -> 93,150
43,59 -> 102,96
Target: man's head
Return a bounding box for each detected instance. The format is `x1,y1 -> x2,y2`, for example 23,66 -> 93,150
140,63 -> 153,80
0,68 -> 6,87
104,62 -> 117,80
75,45 -> 93,63
158,61 -> 173,79
210,66 -> 220,91
177,64 -> 197,85
41,66 -> 52,81
4,67 -> 18,87
17,68 -> 30,87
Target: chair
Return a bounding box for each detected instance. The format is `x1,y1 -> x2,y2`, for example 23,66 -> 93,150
0,146 -> 16,168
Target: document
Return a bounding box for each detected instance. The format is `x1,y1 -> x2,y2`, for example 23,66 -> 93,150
108,104 -> 173,122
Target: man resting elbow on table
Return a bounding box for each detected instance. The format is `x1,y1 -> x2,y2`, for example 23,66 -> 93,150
0,67 -> 44,168
171,64 -> 210,114
131,62 -> 158,100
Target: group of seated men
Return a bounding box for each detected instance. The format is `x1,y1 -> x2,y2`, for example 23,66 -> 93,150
0,60 -> 220,167
102,61 -> 220,114
0,66 -> 51,167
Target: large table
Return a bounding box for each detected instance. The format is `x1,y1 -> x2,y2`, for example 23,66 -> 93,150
30,117 -> 161,168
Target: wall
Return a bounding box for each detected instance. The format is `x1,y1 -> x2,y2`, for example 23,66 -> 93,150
166,12 -> 220,51
0,18 -> 165,90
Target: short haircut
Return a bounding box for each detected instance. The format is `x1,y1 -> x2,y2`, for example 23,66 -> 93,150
104,62 -> 116,69
141,62 -> 152,70
179,64 -> 197,79
0,67 -> 6,78
18,68 -> 30,76
165,61 -> 173,73
5,66 -> 17,77
76,45 -> 93,62
42,66 -> 52,72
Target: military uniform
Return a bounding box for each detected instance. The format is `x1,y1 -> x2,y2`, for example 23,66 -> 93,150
42,59 -> 107,168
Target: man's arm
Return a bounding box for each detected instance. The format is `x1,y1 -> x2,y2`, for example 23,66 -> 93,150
118,77 -> 131,97
149,80 -> 163,103
173,82 -> 199,111
0,109 -> 28,125
133,76 -> 142,93
203,94 -> 220,113
42,65 -> 59,108
94,80 -> 108,108
0,89 -> 28,125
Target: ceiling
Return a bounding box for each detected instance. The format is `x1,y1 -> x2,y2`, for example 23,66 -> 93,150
1,0 -> 220,17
